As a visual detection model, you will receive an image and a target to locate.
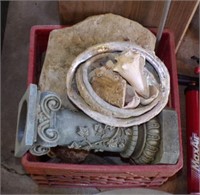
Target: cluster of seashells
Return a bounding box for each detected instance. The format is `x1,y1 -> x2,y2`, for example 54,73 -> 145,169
66,42 -> 170,127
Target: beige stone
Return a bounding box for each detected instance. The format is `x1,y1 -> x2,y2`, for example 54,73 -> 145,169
91,67 -> 126,108
39,13 -> 156,109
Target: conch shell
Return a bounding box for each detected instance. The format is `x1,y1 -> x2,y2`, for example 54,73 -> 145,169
140,85 -> 159,105
124,84 -> 140,108
113,51 -> 149,98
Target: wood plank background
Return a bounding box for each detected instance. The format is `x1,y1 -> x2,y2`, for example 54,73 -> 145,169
58,1 -> 199,52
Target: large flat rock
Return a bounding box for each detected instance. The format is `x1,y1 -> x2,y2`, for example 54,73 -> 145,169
39,13 -> 156,109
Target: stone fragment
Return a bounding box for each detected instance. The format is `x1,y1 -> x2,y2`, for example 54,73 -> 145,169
39,13 -> 156,109
153,109 -> 180,164
91,67 -> 126,108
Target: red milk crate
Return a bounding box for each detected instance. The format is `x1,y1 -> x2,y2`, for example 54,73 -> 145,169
22,25 -> 183,188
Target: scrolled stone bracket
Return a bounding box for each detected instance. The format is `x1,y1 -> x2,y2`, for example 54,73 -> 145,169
29,93 -> 62,156
15,84 -> 179,165
29,145 -> 50,156
15,84 -> 141,157
37,93 -> 61,144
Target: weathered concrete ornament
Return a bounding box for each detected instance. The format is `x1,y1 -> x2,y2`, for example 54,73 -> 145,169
15,84 -> 179,165
66,42 -> 170,127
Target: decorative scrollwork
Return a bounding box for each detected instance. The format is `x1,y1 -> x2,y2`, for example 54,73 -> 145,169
68,141 -> 81,149
120,126 -> 138,158
68,124 -> 136,154
130,118 -> 160,164
37,93 -> 61,145
38,128 -> 59,143
40,93 -> 62,117
29,145 -> 50,156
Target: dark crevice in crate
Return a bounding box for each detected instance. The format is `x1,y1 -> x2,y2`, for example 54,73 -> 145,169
34,30 -> 51,84
36,151 -> 130,165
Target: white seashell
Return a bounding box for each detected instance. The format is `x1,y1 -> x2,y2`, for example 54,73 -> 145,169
125,84 -> 135,104
113,51 -> 149,98
140,85 -> 159,105
124,84 -> 159,108
124,84 -> 140,108
124,92 -> 140,108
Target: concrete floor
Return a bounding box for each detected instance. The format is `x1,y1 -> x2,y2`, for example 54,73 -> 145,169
1,1 -> 199,194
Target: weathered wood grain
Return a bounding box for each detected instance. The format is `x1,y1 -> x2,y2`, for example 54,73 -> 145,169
58,1 -> 199,51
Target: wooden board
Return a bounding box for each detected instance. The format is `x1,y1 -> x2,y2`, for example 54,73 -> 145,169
58,1 -> 199,52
